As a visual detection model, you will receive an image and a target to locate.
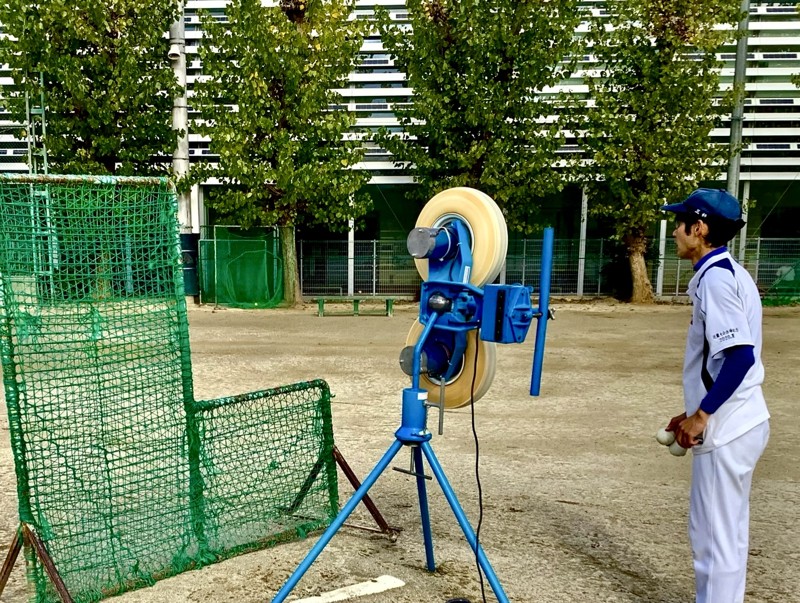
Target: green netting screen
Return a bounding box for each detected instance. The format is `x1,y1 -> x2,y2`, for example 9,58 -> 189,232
0,174 -> 337,602
199,226 -> 283,308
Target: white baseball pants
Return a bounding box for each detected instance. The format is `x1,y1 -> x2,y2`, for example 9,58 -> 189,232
689,420 -> 770,603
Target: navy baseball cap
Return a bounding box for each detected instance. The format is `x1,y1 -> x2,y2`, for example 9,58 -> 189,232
661,188 -> 742,221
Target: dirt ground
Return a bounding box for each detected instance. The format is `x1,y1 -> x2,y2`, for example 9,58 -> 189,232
1,300 -> 798,603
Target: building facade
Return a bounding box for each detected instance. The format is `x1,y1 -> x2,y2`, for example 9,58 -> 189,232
2,1 -> 798,298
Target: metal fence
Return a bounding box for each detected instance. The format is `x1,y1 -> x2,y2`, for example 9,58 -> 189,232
657,238 -> 800,299
298,238 -> 800,299
299,239 -> 419,297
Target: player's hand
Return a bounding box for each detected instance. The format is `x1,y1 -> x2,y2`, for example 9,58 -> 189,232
666,412 -> 687,433
676,411 -> 709,448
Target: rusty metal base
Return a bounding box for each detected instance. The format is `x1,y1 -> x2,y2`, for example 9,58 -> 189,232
0,523 -> 74,603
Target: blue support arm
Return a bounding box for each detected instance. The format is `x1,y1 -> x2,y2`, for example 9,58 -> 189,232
530,227 -> 554,396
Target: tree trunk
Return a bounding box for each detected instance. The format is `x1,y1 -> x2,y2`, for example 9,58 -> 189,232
279,224 -> 303,308
626,234 -> 655,304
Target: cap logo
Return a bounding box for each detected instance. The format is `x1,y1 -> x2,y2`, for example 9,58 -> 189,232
660,188 -> 742,222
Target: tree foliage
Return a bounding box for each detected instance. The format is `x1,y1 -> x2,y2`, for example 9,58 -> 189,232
0,0 -> 180,175
193,0 -> 370,229
578,0 -> 740,302
192,0 -> 370,304
375,0 -> 583,234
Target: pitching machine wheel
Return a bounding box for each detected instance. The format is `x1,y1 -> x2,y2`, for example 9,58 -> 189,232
405,319 -> 497,409
414,187 -> 508,287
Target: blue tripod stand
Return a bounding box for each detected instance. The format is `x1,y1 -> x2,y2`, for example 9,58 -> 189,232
272,312 -> 510,603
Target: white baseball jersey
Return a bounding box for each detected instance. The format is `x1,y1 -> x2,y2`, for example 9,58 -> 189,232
684,248 -> 770,453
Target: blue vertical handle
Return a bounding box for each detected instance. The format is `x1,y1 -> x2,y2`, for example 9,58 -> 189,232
530,227 -> 554,396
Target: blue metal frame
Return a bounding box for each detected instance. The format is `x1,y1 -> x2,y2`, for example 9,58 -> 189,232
530,227 -> 554,396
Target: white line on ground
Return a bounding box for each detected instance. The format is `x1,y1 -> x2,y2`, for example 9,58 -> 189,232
292,575 -> 406,602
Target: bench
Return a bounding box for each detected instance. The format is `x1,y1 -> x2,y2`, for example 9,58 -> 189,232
312,296 -> 397,317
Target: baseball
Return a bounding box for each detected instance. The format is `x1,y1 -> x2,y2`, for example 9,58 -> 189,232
656,427 -> 675,446
669,440 -> 687,456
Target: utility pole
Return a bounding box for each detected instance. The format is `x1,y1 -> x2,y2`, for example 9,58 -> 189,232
726,0 -> 750,199
169,0 -> 191,233
169,1 -> 200,299
726,0 -> 750,259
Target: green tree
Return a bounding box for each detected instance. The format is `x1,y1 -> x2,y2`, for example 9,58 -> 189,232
193,0 -> 370,306
0,0 -> 180,175
577,0 -> 740,303
374,0 -> 583,233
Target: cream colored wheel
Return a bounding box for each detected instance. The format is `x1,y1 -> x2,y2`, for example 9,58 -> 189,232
405,319 -> 497,408
414,187 -> 508,287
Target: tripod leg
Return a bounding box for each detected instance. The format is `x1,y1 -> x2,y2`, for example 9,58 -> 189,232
412,445 -> 436,571
20,524 -> 74,603
0,527 -> 22,596
333,446 -> 399,536
420,441 -> 510,603
272,439 -> 405,603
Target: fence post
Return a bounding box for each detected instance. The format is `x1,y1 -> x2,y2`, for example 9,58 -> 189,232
347,220 -> 355,297
274,227 -> 280,296
656,219 -> 666,297
755,237 -> 761,286
577,188 -> 587,296
125,231 -> 134,294
299,240 -> 304,297
522,239 -> 527,285
597,239 -> 603,295
372,240 -> 377,296
213,225 -> 218,306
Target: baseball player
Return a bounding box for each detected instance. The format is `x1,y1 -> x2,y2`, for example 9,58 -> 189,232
661,188 -> 770,603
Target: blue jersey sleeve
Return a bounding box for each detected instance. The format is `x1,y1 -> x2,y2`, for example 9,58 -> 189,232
699,345 -> 756,414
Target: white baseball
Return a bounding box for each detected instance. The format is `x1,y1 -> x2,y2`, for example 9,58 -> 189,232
656,428 -> 675,446
669,440 -> 687,457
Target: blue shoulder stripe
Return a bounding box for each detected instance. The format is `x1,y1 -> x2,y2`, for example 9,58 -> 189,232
697,258 -> 735,285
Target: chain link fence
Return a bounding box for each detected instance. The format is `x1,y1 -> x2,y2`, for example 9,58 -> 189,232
298,238 -> 800,301
656,238 -> 800,299
299,239 -> 419,297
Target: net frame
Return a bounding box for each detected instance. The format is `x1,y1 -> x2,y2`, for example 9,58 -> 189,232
0,174 -> 337,602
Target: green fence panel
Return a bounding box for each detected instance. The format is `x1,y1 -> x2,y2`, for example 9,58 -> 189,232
199,226 -> 283,308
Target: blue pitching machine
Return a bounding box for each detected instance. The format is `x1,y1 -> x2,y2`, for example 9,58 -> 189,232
273,187 -> 554,603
